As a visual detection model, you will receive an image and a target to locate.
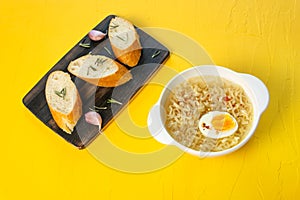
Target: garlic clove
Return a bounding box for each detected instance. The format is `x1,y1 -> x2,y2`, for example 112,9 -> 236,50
85,111 -> 102,131
88,30 -> 106,41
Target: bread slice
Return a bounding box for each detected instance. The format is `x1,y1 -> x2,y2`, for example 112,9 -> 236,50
108,17 -> 141,67
45,71 -> 82,134
67,55 -> 132,87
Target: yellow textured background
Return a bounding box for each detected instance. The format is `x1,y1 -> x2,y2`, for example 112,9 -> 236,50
1,0 -> 299,199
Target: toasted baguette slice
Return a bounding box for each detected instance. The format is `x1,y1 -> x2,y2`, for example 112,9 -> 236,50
67,55 -> 132,87
108,17 -> 141,67
45,71 -> 82,134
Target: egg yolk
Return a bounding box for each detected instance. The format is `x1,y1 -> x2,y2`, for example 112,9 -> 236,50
211,114 -> 235,131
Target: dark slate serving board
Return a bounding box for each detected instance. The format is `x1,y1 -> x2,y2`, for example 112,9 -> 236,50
22,15 -> 169,149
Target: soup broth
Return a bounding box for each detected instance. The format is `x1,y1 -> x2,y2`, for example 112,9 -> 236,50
165,76 -> 253,152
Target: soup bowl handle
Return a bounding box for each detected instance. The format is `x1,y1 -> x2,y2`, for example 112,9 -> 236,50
240,73 -> 269,114
147,104 -> 174,145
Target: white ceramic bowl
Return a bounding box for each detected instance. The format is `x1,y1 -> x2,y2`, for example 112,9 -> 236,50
147,66 -> 269,157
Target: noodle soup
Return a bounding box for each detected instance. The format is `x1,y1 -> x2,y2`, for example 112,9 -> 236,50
165,76 -> 253,152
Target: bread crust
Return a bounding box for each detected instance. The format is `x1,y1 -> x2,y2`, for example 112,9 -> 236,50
48,92 -> 82,134
45,71 -> 82,134
110,35 -> 141,67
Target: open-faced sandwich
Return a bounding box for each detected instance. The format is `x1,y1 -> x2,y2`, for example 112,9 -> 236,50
108,17 -> 142,67
67,54 -> 132,87
45,71 -> 82,134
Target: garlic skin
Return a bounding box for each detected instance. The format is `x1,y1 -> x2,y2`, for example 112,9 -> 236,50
85,111 -> 102,131
88,30 -> 106,41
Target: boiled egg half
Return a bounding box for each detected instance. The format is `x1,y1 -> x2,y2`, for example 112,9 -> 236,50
199,111 -> 238,139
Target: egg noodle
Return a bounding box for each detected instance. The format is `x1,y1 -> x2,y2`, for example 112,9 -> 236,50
165,76 -> 253,152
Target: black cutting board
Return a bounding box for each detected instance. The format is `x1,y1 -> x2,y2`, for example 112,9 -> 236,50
22,15 -> 169,149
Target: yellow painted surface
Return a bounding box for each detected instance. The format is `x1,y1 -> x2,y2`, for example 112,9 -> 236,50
0,0 -> 299,199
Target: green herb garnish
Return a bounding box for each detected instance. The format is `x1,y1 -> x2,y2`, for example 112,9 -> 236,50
95,58 -> 107,65
109,24 -> 119,29
104,46 -> 112,55
87,65 -> 97,75
116,35 -> 125,41
89,106 -> 107,112
94,105 -> 108,110
89,108 -> 97,112
152,50 -> 161,58
116,32 -> 128,42
79,43 -> 91,48
79,38 -> 91,48
90,66 -> 97,71
95,58 -> 101,65
107,98 -> 122,105
55,87 -> 66,100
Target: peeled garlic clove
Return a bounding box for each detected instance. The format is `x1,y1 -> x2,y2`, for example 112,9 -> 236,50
88,30 -> 106,41
85,111 -> 102,131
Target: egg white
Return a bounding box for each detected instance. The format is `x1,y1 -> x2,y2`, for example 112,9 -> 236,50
198,111 -> 238,139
